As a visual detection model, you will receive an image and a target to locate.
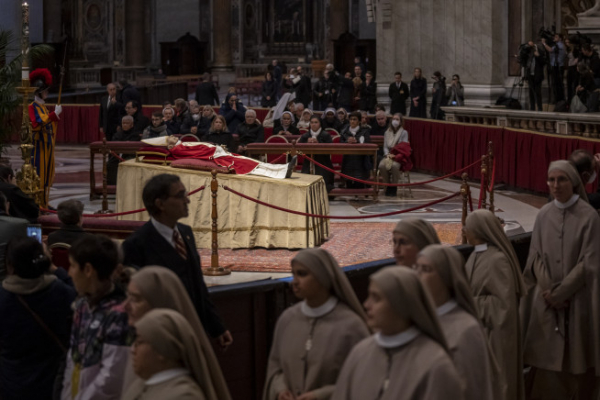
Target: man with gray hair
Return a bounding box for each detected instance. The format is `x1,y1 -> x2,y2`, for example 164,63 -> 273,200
371,110 -> 389,136
98,82 -> 123,141
235,109 -> 264,154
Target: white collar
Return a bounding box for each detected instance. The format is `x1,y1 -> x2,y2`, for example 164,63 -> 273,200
474,243 -> 488,253
310,128 -> 322,138
34,96 -> 45,105
151,217 -> 179,247
436,299 -> 458,317
374,326 -> 420,349
553,194 -> 579,209
300,296 -> 338,318
349,125 -> 359,135
145,368 -> 189,386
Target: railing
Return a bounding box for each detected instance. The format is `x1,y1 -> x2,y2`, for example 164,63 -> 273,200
442,106 -> 600,137
235,63 -> 313,78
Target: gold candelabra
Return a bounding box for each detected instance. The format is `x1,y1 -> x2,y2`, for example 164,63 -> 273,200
15,2 -> 43,205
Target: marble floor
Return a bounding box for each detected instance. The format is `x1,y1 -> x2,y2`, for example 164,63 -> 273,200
6,145 -> 546,287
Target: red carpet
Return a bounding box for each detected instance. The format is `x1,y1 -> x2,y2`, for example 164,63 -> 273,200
200,222 -> 463,272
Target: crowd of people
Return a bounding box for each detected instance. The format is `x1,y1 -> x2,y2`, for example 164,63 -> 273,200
261,58 -> 464,120
523,33 -> 600,113
1,147 -> 599,399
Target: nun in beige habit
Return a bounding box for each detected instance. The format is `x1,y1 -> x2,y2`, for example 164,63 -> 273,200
123,309 -> 215,400
392,218 -> 441,267
417,245 -> 495,400
521,160 -> 600,399
122,267 -> 231,400
464,209 -> 527,400
332,267 -> 464,400
263,248 -> 370,400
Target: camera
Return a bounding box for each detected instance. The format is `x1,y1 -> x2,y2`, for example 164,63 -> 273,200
517,43 -> 533,68
539,27 -> 556,48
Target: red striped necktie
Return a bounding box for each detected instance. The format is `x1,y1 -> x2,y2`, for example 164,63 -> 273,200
172,230 -> 188,260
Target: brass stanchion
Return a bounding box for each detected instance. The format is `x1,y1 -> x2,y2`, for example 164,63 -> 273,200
96,137 -> 113,214
488,141 -> 495,214
204,170 -> 231,276
15,2 -> 43,206
480,155 -> 488,210
461,173 -> 471,245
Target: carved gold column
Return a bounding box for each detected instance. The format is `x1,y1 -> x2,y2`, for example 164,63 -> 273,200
16,2 -> 43,205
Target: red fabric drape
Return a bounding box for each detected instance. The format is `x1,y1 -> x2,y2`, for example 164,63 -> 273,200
34,105 -> 600,195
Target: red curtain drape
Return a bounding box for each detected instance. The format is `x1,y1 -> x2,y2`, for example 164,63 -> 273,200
39,105 -> 600,194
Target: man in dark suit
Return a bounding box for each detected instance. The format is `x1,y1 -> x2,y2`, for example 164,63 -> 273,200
388,72 -> 410,115
98,83 -> 124,141
122,174 -> 232,348
117,79 -> 142,107
195,73 -> 220,106
0,165 -> 39,222
293,66 -> 312,108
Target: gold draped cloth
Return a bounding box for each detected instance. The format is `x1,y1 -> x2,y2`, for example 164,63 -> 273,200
116,160 -> 330,249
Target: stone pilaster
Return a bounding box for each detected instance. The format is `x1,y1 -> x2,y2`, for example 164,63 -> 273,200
213,0 -> 233,71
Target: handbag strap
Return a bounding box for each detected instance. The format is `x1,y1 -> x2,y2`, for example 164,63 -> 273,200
17,294 -> 67,353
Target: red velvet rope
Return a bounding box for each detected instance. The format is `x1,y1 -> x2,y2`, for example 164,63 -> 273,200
300,154 -> 484,187
110,150 -> 125,162
223,185 -> 460,219
487,156 -> 496,193
40,185 -> 206,218
268,153 -> 287,164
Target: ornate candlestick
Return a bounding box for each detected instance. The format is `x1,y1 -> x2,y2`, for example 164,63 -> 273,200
15,1 -> 43,205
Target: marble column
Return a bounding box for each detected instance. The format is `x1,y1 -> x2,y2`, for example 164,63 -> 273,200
376,0 -> 507,107
330,0 -> 349,41
126,0 -> 146,65
212,0 -> 233,71
43,0 -> 61,42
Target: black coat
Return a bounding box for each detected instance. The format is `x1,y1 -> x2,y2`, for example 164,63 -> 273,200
179,114 -> 201,135
195,82 -> 220,106
340,126 -> 372,180
98,96 -> 124,140
219,100 -> 247,134
47,225 -> 93,246
0,182 -> 39,222
119,84 -> 142,107
370,122 -> 389,136
321,118 -> 343,133
294,75 -> 312,107
236,122 -> 265,146
298,130 -> 334,191
409,77 -> 428,118
113,127 -> 140,142
261,80 -> 278,108
198,115 -> 215,137
132,111 -> 150,137
201,131 -> 235,152
272,124 -> 300,136
0,272 -> 76,400
360,80 -> 377,112
336,77 -> 354,109
122,221 -> 225,337
313,78 -> 335,111
388,82 -> 409,115
164,119 -> 180,135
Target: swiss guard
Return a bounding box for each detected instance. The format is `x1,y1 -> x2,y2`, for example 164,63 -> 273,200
29,68 -> 62,208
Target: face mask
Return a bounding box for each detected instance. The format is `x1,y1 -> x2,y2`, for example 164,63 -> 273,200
391,120 -> 400,128
588,170 -> 597,184
192,114 -> 200,121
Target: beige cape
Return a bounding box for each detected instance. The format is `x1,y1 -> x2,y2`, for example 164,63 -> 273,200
124,267 -> 231,400
465,245 -> 525,400
521,198 -> 600,375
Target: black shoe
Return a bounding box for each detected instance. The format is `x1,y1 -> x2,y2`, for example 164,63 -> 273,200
385,186 -> 397,197
285,156 -> 297,178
